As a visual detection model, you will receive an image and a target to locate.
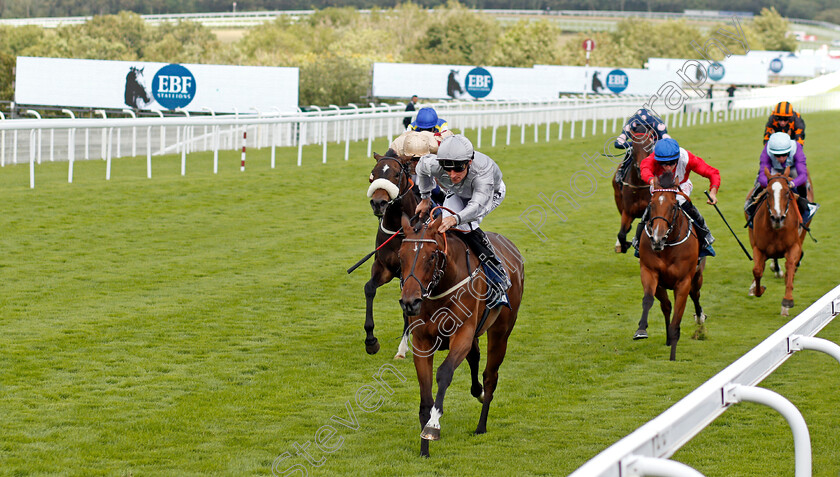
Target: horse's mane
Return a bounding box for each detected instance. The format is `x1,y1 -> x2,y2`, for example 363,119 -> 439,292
658,171 -> 677,189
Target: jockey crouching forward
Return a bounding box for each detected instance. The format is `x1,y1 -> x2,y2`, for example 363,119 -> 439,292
633,138 -> 721,259
414,134 -> 511,308
614,108 -> 671,184
746,132 -> 819,225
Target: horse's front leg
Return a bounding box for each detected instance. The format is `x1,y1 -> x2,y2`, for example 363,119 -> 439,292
655,286 -> 671,345
422,330 -> 474,442
616,211 -> 634,253
635,268 -> 658,340
781,244 -> 802,317
749,250 -> 767,297
413,335 -> 435,457
394,312 -> 411,360
668,278 -> 692,361
466,338 -> 483,402
364,260 -> 393,355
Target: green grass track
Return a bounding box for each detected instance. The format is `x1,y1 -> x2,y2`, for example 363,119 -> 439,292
0,111 -> 838,476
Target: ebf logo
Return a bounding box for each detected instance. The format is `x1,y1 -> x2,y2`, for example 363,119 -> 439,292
769,58 -> 784,73
708,62 -> 725,81
152,64 -> 196,110
605,69 -> 628,94
464,67 -> 493,98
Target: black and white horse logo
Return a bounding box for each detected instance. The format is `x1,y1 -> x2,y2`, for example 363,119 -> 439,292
447,70 -> 464,98
591,71 -> 604,94
124,66 -> 152,109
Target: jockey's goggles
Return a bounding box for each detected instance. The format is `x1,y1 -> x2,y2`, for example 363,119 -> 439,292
439,153 -> 473,172
440,160 -> 468,172
659,159 -> 678,167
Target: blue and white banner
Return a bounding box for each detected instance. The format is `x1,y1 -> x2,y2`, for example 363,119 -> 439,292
372,63 -> 558,101
14,56 -> 299,113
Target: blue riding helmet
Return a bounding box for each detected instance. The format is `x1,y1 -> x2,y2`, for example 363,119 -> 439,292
414,107 -> 438,129
654,138 -> 680,161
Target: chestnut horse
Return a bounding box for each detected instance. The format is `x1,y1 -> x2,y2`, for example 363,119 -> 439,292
363,152 -> 418,358
747,167 -> 810,316
636,173 -> 706,361
398,214 -> 524,457
612,131 -> 655,253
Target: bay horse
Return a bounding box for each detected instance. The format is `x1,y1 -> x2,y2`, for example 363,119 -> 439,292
636,173 -> 706,361
746,167 -> 810,316
398,213 -> 524,457
612,128 -> 655,253
363,151 -> 419,358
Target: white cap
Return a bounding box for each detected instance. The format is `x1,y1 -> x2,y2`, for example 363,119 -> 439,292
437,134 -> 474,162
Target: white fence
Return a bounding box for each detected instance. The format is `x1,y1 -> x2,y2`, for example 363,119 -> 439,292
2,90 -> 840,188
569,284 -> 840,477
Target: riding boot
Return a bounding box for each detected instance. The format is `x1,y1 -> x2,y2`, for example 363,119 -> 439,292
631,206 -> 650,258
460,228 -> 511,308
681,201 -> 716,257
614,150 -> 632,184
796,195 -> 819,223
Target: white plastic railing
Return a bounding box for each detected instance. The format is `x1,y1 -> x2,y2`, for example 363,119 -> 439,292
1,91 -> 839,187
569,284 -> 840,477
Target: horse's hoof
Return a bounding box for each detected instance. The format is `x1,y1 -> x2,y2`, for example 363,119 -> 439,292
615,244 -> 623,253
692,324 -> 707,341
781,306 -> 791,317
476,390 -> 485,404
694,313 -> 706,325
633,330 -> 648,340
365,338 -> 380,355
474,426 -> 486,435
393,353 -> 405,360
749,285 -> 766,297
421,426 -> 440,441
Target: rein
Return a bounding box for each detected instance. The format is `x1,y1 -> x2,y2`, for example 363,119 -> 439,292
401,206 -> 478,301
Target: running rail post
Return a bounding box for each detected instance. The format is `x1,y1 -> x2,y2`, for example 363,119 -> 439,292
789,335 -> 840,365
624,455 -> 706,477
724,384 -> 811,477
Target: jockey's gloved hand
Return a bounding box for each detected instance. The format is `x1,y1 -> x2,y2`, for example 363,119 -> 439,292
415,198 -> 432,220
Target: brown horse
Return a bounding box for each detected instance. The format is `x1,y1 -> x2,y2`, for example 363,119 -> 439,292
747,175 -> 814,279
613,130 -> 655,253
636,173 -> 706,361
747,167 -> 810,316
398,213 -> 524,457
363,152 -> 419,358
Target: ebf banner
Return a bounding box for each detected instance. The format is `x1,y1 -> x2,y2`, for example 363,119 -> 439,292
14,56 -> 300,113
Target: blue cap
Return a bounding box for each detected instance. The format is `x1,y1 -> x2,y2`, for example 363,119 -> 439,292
414,108 -> 438,129
654,138 -> 680,161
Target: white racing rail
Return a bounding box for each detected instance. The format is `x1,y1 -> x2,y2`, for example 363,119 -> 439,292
1,91 -> 839,188
569,283 -> 840,477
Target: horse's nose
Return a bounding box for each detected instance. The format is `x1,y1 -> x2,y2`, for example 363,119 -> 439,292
370,198 -> 387,216
399,298 -> 422,316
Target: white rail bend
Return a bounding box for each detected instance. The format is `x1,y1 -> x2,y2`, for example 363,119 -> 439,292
569,283 -> 840,477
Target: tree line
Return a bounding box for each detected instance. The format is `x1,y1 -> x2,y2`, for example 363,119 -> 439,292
1,0 -> 839,23
0,3 -> 798,106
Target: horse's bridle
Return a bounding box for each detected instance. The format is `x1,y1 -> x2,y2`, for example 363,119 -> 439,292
622,133 -> 655,189
765,174 -> 793,221
645,189 -> 692,246
373,156 -> 413,208
401,222 -> 447,299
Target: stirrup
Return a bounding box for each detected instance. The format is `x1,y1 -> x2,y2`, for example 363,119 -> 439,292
487,287 -> 510,309
803,203 -> 819,222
